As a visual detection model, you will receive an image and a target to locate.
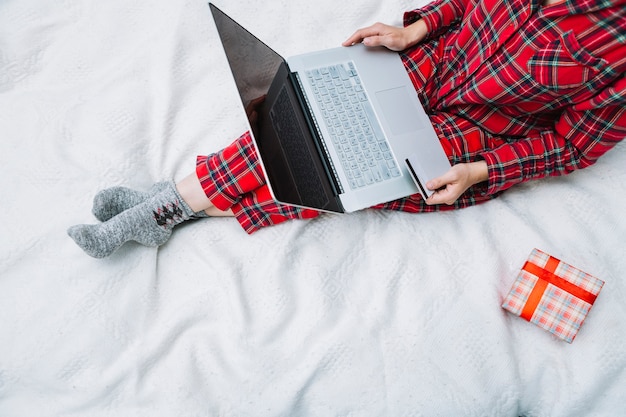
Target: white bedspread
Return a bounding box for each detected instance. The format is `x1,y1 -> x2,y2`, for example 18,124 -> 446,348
1,0 -> 625,416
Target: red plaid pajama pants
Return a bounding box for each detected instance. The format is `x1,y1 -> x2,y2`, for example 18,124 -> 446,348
196,41 -> 500,234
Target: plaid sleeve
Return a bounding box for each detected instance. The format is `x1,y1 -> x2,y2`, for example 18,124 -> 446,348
403,0 -> 466,37
481,77 -> 626,195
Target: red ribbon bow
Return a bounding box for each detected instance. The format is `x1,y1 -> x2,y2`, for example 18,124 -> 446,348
520,256 -> 598,321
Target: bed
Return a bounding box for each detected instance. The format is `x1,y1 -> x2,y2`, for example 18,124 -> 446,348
1,0 -> 625,415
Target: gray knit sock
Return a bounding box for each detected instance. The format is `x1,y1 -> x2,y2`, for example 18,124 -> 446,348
92,182 -> 169,222
68,181 -> 195,258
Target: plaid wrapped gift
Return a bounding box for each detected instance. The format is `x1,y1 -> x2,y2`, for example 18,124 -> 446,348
502,248 -> 604,343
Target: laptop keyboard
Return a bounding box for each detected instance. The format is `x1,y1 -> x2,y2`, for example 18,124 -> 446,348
271,86 -> 330,209
306,62 -> 401,190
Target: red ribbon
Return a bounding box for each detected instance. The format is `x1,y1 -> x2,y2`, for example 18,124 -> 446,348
520,256 -> 598,321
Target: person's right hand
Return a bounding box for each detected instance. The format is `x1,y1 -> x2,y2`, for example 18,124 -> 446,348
424,161 -> 489,206
342,19 -> 428,51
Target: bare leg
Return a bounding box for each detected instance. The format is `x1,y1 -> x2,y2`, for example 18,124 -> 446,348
175,173 -> 234,217
204,205 -> 235,217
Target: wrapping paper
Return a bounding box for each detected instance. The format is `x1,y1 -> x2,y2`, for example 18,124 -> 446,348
502,248 -> 604,343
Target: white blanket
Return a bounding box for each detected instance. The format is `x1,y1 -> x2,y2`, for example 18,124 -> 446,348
1,0 -> 625,416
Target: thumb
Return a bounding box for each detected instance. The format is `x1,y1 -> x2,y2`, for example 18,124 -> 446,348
426,169 -> 456,190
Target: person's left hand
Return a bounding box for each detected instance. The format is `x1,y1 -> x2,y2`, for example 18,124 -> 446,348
342,20 -> 428,51
424,161 -> 488,205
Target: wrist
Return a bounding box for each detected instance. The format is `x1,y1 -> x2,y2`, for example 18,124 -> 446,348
469,160 -> 489,185
405,19 -> 428,47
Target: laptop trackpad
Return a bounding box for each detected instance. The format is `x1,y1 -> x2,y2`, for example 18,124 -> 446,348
375,87 -> 424,135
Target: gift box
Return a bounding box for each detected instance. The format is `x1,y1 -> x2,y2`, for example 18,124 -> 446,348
502,248 -> 604,343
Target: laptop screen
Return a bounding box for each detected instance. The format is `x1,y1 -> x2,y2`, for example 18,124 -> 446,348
210,4 -> 284,108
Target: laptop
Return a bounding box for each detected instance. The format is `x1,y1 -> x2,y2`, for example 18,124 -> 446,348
209,3 -> 450,213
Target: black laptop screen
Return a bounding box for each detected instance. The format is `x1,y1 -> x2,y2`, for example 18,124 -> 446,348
210,4 -> 283,108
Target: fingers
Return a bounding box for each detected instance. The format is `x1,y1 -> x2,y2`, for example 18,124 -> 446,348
347,22 -> 414,51
343,24 -> 376,46
425,187 -> 458,206
424,167 -> 465,205
425,168 -> 456,192
342,23 -> 395,48
342,31 -> 361,47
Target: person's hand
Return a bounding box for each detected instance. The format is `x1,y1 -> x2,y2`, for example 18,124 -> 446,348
342,19 -> 428,51
425,161 -> 488,205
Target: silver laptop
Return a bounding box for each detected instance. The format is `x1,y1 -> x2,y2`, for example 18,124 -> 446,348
209,3 -> 450,213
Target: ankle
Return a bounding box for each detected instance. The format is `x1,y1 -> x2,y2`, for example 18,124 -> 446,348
203,206 -> 235,217
175,174 -> 213,213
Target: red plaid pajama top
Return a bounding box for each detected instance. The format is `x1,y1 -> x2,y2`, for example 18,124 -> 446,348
197,0 -> 626,234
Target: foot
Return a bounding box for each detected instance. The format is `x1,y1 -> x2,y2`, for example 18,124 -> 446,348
91,182 -> 168,222
68,181 -> 195,258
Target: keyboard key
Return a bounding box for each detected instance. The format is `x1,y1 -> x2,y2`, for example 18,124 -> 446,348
307,62 -> 399,190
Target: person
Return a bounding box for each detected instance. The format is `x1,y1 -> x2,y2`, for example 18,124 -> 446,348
68,0 -> 626,258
